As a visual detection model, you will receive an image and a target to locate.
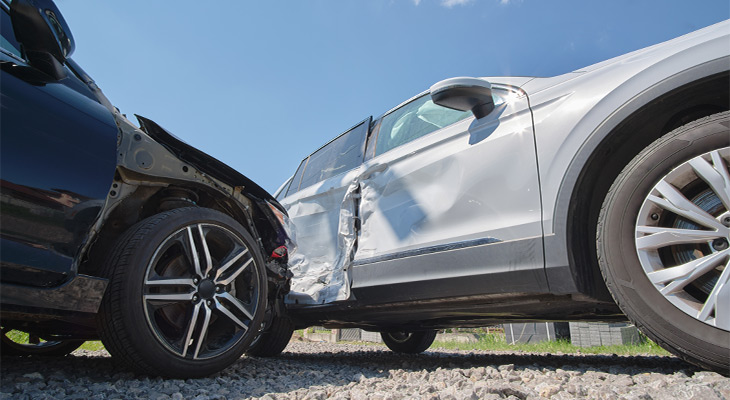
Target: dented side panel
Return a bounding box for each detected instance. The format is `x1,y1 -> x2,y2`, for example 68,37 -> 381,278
282,167 -> 362,304
283,87 -> 546,305
354,92 -> 542,265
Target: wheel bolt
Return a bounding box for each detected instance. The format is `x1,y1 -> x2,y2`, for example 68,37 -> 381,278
650,213 -> 659,221
216,286 -> 222,293
193,278 -> 199,284
712,238 -> 729,251
207,300 -> 213,306
193,295 -> 199,302
723,216 -> 730,227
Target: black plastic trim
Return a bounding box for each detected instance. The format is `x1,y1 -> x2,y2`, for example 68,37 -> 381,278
352,237 -> 501,267
1,274 -> 108,314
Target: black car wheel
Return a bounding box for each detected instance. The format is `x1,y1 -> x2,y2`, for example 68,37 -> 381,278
597,111 -> 730,373
97,207 -> 267,378
1,327 -> 83,357
245,312 -> 294,357
381,330 -> 437,354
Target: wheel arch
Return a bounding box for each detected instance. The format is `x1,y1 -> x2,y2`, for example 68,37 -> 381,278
549,64 -> 729,299
78,174 -> 286,279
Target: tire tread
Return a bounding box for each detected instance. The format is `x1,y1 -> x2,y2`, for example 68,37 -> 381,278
597,111 -> 730,373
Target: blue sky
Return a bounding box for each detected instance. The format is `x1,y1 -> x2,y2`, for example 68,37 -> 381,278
57,0 -> 729,193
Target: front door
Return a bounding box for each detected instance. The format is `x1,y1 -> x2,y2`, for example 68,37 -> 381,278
351,86 -> 547,302
0,7 -> 118,287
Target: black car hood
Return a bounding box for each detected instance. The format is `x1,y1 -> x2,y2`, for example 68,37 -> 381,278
136,115 -> 278,206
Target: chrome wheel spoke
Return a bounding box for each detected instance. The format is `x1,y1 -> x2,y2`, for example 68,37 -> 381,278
145,277 -> 196,288
215,247 -> 249,281
185,226 -> 203,278
648,250 -> 727,292
144,291 -> 196,304
193,304 -> 212,359
697,261 -> 730,329
216,258 -> 253,286
213,297 -> 249,331
196,225 -> 214,278
690,151 -> 730,211
636,226 -> 724,250
180,302 -> 202,358
217,292 -> 254,320
648,180 -> 725,231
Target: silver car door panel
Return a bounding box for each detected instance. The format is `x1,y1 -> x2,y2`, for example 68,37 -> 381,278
283,169 -> 362,305
355,90 -> 543,282
351,236 -> 548,304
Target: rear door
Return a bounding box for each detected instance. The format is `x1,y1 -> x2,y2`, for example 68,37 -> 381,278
351,86 -> 548,302
280,118 -> 370,304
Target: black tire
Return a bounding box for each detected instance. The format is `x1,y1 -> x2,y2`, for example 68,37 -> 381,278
381,330 -> 437,354
1,328 -> 83,357
597,111 -> 730,374
245,314 -> 294,357
97,207 -> 267,378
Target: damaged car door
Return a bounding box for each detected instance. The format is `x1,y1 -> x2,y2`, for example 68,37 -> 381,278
350,85 -> 548,302
280,118 -> 371,304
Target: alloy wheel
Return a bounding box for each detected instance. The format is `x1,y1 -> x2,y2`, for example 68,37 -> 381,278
635,147 -> 730,331
143,222 -> 261,360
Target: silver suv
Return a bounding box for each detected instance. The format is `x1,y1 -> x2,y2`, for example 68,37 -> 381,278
267,21 -> 730,373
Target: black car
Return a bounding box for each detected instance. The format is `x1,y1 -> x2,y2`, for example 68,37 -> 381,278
0,0 -> 291,378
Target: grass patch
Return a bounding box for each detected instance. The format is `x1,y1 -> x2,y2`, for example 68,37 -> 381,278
3,330 -> 106,352
79,341 -> 106,351
432,333 -> 670,356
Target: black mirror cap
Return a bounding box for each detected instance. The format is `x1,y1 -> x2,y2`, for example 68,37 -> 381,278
10,0 -> 75,78
430,77 -> 494,119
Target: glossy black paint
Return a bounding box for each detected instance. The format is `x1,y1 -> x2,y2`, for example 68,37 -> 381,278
0,49 -> 118,287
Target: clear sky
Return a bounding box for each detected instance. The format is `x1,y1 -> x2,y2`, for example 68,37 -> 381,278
56,0 -> 729,193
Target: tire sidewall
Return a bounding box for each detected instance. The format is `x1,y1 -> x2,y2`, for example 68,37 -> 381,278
111,208 -> 267,376
600,118 -> 729,368
381,330 -> 436,354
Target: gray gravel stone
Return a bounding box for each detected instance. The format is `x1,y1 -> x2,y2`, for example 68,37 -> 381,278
1,342 -> 728,399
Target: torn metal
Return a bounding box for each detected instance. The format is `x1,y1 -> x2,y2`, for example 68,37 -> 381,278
284,178 -> 360,304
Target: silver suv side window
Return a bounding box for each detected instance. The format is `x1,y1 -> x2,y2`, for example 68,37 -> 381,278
374,94 -> 471,156
286,118 -> 370,195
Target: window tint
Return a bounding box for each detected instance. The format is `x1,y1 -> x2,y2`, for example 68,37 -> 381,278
375,95 -> 471,156
0,8 -> 23,59
297,118 -> 370,191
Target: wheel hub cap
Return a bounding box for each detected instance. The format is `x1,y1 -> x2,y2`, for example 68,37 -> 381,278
197,280 -> 216,299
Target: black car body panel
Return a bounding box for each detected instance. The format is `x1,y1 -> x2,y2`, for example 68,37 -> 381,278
0,49 -> 117,289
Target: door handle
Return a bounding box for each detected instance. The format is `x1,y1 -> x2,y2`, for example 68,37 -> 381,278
360,163 -> 388,180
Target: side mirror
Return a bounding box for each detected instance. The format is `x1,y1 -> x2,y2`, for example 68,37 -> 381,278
430,77 -> 494,119
10,0 -> 75,80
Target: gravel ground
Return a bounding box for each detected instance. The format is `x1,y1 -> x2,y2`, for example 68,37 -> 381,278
1,341 -> 728,400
